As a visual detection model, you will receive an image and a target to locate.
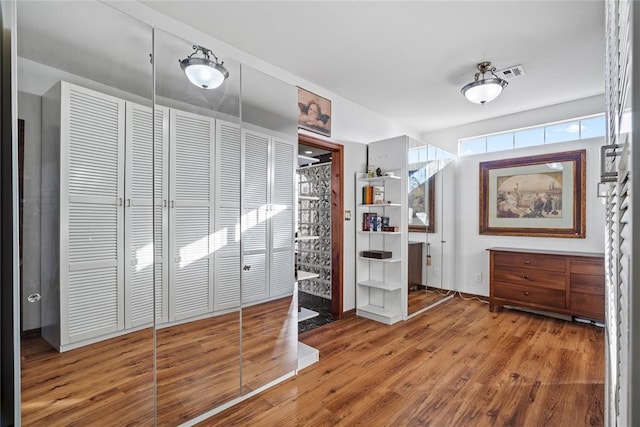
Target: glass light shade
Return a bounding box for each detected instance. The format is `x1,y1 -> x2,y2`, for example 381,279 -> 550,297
461,78 -> 508,104
180,57 -> 229,89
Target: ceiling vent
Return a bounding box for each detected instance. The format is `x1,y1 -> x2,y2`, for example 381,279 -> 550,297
495,65 -> 526,80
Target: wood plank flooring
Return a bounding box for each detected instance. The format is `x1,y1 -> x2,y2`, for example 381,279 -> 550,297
21,297 -> 296,426
201,297 -> 604,426
20,327 -> 155,426
407,288 -> 452,315
20,296 -> 604,426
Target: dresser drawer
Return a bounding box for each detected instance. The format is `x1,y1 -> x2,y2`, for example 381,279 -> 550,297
493,282 -> 565,309
494,268 -> 565,290
570,292 -> 604,320
570,273 -> 604,295
493,252 -> 566,272
570,259 -> 604,276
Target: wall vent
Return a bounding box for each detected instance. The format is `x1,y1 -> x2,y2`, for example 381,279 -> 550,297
496,65 -> 526,80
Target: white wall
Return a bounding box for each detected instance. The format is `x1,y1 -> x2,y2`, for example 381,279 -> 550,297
18,91 -> 42,331
341,138 -> 367,311
454,138 -> 605,296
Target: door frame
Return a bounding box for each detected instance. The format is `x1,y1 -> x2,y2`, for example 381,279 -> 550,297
298,133 -> 344,319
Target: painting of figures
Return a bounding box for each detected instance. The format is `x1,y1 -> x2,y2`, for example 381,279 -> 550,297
479,150 -> 586,238
496,172 -> 563,219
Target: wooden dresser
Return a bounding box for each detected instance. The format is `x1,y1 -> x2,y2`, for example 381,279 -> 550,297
487,247 -> 605,321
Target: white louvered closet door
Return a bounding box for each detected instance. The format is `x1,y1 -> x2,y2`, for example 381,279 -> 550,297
62,83 -> 125,344
154,107 -> 169,324
124,102 -> 168,328
169,110 -> 215,321
214,120 -> 241,311
241,129 -> 269,303
269,138 -> 295,297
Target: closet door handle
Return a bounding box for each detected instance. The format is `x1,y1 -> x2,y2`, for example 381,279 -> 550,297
126,199 -> 131,207
118,197 -> 123,206
163,200 -> 167,208
171,200 -> 175,208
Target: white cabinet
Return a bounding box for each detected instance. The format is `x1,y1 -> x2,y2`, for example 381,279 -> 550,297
242,128 -> 295,304
355,174 -> 406,325
41,81 -> 291,350
42,82 -> 126,350
124,102 -> 168,328
214,120 -> 242,311
168,109 -> 215,322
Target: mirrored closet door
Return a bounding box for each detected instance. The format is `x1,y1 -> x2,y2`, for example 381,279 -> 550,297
17,2 -> 156,424
153,28 -> 242,425
407,142 -> 455,316
239,65 -> 299,393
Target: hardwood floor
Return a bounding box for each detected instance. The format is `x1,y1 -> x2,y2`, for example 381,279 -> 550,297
20,328 -> 155,426
20,296 -> 604,426
21,297 -> 296,426
407,288 -> 452,315
201,297 -> 604,426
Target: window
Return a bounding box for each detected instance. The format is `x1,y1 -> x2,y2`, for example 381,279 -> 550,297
459,113 -> 606,156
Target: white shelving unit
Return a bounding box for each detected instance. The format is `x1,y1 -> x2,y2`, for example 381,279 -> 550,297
355,168 -> 407,325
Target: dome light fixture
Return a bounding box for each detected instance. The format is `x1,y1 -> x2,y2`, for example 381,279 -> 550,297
179,45 -> 229,89
460,61 -> 508,105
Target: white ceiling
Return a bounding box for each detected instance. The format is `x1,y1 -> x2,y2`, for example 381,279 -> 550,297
142,1 -> 606,135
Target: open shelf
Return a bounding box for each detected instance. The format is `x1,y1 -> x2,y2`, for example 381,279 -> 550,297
297,270 -> 320,281
298,307 -> 320,322
357,280 -> 402,291
356,304 -> 402,325
358,231 -> 401,235
358,203 -> 401,208
358,175 -> 402,183
357,256 -> 401,263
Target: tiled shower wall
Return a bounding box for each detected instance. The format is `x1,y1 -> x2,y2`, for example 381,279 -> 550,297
297,163 -> 332,299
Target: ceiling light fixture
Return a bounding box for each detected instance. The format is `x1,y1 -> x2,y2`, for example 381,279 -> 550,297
461,61 -> 508,105
179,44 -> 229,89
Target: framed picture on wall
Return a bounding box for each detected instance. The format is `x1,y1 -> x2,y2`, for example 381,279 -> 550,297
297,87 -> 331,137
479,149 -> 586,238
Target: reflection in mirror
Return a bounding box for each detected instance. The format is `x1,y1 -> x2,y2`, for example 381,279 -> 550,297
153,28 -> 242,425
240,65 -> 298,393
17,1 -> 155,424
407,144 -> 455,316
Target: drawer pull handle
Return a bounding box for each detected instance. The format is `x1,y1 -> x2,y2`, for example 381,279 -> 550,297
524,260 -> 531,265
523,274 -> 530,279
524,291 -> 530,296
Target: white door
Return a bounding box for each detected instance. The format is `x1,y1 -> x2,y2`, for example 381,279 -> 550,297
154,106 -> 170,324
241,129 -> 269,303
269,138 -> 295,297
169,109 -> 215,321
124,102 -> 168,328
214,120 -> 241,311
62,83 -> 125,344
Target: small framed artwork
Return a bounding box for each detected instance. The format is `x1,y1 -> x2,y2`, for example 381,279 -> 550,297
479,149 -> 586,238
297,87 -> 331,137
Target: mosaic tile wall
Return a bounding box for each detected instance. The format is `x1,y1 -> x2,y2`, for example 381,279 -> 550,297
297,163 -> 332,299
